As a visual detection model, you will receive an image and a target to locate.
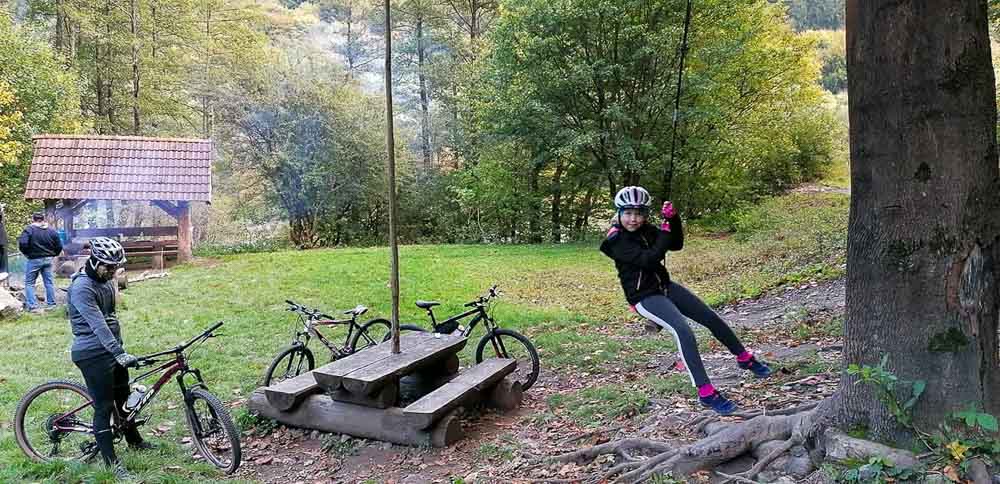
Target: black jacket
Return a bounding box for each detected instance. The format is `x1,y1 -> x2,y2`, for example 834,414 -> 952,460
18,223 -> 63,259
599,214 -> 684,305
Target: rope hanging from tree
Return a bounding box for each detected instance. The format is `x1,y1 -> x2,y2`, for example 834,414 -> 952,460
663,0 -> 694,202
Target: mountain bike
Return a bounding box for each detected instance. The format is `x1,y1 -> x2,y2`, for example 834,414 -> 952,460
401,285 -> 541,390
14,322 -> 242,474
262,300 -> 391,386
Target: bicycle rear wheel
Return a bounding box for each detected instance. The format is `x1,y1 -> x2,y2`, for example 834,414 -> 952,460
348,318 -> 391,352
14,380 -> 98,463
475,329 -> 541,391
184,388 -> 241,474
262,344 -> 315,386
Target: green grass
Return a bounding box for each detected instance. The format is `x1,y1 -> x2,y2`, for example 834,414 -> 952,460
0,190 -> 847,482
546,386 -> 650,426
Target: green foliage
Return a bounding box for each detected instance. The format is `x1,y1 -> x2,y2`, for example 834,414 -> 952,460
953,406 -> 999,433
321,434 -> 360,456
847,358 -> 1000,476
781,0 -> 844,31
469,0 -> 840,240
838,456 -> 919,483
216,50 -> 401,248
802,29 -> 846,93
846,355 -> 926,429
232,408 -> 278,435
0,16 -> 83,236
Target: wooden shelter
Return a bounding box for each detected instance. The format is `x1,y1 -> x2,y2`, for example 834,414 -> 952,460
23,135 -> 213,266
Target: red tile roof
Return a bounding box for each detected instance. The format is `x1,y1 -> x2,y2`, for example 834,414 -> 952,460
24,135 -> 213,202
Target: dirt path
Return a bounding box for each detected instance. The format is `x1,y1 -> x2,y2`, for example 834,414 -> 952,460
233,277 -> 846,484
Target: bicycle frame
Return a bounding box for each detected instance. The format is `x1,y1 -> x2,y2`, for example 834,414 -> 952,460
287,302 -> 369,358
51,323 -> 220,437
430,305 -> 493,337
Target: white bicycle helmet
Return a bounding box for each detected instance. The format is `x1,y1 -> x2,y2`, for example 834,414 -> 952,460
614,186 -> 652,210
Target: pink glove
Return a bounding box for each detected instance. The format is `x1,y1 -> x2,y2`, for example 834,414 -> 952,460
662,201 -> 676,219
660,201 -> 675,232
607,226 -> 620,237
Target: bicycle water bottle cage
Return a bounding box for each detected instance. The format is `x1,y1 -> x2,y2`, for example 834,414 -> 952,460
415,300 -> 440,310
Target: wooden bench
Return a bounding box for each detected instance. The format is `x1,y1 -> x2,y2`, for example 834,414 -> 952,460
264,372 -> 322,412
402,358 -> 516,429
250,359 -> 523,447
122,240 -> 179,269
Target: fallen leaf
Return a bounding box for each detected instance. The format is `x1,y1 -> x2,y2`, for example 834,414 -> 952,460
943,465 -> 960,482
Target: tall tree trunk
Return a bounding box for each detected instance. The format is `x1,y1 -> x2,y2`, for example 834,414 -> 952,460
527,162 -> 542,243
345,4 -> 355,74
96,47 -> 105,133
575,185 -> 596,236
105,0 -> 117,132
841,0 -> 1000,443
417,17 -> 432,172
550,158 -> 564,243
55,0 -> 65,52
202,6 -> 212,137
130,0 -> 141,135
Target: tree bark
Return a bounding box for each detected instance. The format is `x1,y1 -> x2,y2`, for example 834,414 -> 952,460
550,158 -> 564,243
842,0 -> 1000,442
528,161 -> 543,243
417,17 -> 433,172
130,0 -> 141,135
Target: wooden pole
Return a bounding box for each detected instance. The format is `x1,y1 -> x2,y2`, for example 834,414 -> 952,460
177,201 -> 193,262
384,0 -> 401,354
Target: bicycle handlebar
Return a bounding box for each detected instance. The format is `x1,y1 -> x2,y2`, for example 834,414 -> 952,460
463,285 -> 502,307
137,321 -> 225,362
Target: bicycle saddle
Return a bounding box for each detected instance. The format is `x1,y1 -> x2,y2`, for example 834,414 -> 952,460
415,300 -> 440,309
343,305 -> 368,316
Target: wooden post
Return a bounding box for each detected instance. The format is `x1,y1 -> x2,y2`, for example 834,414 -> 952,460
43,200 -> 58,227
383,0 -> 401,355
61,199 -> 75,240
177,201 -> 193,262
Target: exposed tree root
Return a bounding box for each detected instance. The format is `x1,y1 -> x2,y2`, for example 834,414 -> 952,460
546,399 -> 836,483
539,397 -> 930,483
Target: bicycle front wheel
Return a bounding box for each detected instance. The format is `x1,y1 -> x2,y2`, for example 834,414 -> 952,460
263,344 -> 315,386
14,380 -> 98,463
475,329 -> 540,391
184,388 -> 241,474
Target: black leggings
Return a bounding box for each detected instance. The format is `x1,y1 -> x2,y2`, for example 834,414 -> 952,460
74,352 -> 141,465
635,282 -> 746,388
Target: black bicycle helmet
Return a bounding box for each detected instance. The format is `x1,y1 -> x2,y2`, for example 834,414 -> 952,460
88,237 -> 127,265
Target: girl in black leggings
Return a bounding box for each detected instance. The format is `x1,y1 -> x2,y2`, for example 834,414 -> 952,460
600,186 -> 771,415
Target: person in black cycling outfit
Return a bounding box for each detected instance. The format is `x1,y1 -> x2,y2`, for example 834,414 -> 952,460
67,237 -> 151,478
600,186 -> 771,415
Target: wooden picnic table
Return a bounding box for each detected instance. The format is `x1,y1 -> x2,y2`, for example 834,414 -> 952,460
250,331 -> 523,447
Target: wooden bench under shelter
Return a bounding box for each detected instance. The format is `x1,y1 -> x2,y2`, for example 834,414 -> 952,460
23,135 -> 214,272
249,331 -> 524,447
